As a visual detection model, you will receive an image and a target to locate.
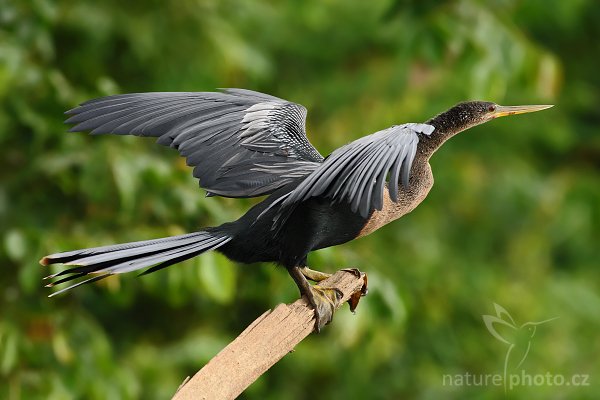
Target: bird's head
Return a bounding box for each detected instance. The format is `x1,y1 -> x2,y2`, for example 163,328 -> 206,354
422,100 -> 553,157
442,101 -> 554,132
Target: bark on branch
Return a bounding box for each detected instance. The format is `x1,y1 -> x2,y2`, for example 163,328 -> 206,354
172,269 -> 368,400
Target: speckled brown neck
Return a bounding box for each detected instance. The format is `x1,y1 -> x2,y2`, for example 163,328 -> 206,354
419,106 -> 484,160
357,109 -> 473,238
357,154 -> 434,238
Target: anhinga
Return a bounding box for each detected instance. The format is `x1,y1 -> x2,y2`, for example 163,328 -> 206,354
40,89 -> 552,330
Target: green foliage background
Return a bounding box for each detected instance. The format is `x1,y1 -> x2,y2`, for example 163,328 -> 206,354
1,0 -> 599,398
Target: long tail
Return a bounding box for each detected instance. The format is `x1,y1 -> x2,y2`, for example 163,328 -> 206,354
40,230 -> 232,297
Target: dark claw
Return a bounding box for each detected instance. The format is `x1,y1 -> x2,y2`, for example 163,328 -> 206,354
342,269 -> 368,313
341,268 -> 362,278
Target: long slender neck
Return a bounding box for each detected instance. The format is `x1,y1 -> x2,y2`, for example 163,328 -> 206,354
417,106 -> 477,161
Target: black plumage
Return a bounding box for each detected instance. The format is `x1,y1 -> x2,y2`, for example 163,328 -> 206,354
66,89 -> 324,197
42,89 -> 552,330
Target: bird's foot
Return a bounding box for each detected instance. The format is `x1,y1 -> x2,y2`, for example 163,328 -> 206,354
304,284 -> 343,332
289,266 -> 367,332
301,266 -> 331,282
289,265 -> 342,332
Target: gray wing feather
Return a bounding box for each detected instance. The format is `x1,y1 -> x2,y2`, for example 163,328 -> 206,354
65,89 -> 324,198
276,123 -> 434,221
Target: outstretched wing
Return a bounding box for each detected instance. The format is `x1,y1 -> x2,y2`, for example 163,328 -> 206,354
65,88 -> 324,197
273,123 -> 434,221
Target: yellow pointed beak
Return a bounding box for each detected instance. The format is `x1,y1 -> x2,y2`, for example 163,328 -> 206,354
493,104 -> 554,118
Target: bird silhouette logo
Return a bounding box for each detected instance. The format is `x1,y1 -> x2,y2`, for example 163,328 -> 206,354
482,303 -> 557,391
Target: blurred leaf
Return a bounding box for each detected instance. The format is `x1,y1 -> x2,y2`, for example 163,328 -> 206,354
52,332 -> 74,365
197,252 -> 237,304
111,152 -> 138,213
0,328 -> 18,375
4,229 -> 26,261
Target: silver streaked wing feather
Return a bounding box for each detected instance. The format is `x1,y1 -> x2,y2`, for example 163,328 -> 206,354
65,89 -> 324,198
275,123 -> 434,221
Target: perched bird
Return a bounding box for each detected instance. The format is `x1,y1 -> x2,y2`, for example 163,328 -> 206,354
40,89 -> 552,331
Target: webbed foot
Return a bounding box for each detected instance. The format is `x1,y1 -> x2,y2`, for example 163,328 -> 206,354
288,266 -> 342,332
304,284 -> 343,332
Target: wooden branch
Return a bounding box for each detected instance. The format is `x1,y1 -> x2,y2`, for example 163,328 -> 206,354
172,269 -> 367,400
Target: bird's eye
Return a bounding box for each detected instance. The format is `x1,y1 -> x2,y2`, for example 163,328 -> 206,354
488,105 -> 496,112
